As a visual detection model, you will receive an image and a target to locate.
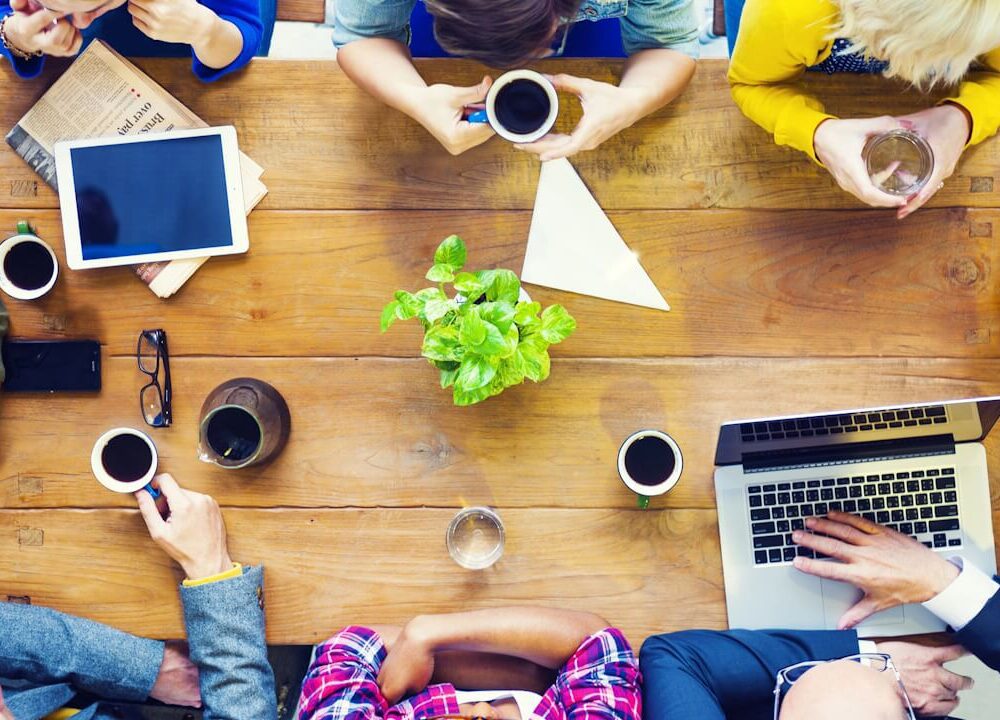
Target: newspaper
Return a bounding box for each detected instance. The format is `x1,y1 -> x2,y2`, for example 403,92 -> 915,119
5,41 -> 266,298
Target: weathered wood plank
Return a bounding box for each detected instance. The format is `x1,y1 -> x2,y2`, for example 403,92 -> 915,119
3,357 -> 1000,511
2,208 -> 998,359
0,507 -> 726,645
2,60 -> 998,211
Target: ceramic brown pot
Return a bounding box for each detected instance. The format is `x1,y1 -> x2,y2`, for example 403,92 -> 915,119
198,378 -> 291,469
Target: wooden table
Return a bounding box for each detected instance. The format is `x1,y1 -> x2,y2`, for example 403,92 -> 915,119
2,58 -> 999,646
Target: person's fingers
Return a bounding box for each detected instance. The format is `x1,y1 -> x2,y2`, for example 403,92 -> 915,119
837,595 -> 881,629
514,133 -> 571,155
546,72 -> 593,96
897,174 -> 944,220
538,132 -> 590,161
66,27 -> 82,53
450,120 -> 494,153
805,516 -> 872,546
791,529 -> 851,560
127,1 -> 152,21
152,473 -> 187,506
135,488 -> 168,537
934,644 -> 971,664
869,159 -> 901,188
866,114 -> 906,137
792,553 -> 854,582
937,667 -> 975,693
23,8 -> 62,35
131,14 -> 152,34
9,0 -> 29,12
452,76 -> 493,107
824,511 -> 884,535
39,21 -> 72,53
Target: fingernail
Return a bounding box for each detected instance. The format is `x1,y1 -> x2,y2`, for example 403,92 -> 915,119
805,518 -> 816,527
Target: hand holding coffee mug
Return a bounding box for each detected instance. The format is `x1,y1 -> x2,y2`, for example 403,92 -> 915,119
91,427 -> 161,499
618,430 -> 683,509
0,220 -> 58,301
466,69 -> 559,143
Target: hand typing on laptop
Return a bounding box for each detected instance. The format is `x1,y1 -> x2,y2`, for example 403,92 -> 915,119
793,511 -> 1000,636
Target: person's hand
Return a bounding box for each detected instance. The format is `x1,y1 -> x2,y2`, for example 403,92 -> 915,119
3,0 -> 83,57
150,640 -> 202,708
895,105 -> 971,220
127,0 -> 215,44
377,617 -> 436,704
134,473 -> 233,581
0,685 -> 14,720
515,73 -> 645,162
813,116 -> 909,209
411,77 -> 495,156
792,511 -> 961,628
875,642 -> 973,717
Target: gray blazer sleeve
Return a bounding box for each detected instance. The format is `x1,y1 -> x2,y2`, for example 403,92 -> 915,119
0,602 -> 163,701
179,565 -> 277,720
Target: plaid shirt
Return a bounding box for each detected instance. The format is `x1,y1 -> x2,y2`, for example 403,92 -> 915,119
297,626 -> 641,720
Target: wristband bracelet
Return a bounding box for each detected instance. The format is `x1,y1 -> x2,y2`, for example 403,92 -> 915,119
0,15 -> 43,60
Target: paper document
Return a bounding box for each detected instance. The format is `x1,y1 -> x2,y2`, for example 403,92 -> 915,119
521,158 -> 669,311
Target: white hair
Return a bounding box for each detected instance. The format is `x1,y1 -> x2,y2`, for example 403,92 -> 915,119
832,0 -> 1000,88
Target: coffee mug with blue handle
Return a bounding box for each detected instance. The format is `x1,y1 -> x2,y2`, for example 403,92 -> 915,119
91,427 -> 161,499
466,69 -> 559,143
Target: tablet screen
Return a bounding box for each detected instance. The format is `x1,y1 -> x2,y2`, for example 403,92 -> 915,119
68,134 -> 235,261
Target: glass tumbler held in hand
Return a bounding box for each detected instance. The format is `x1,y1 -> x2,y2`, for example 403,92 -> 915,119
863,129 -> 934,196
447,507 -> 505,569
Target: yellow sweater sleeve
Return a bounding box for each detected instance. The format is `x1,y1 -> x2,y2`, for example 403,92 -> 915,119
943,47 -> 1000,147
727,0 -> 841,161
182,562 -> 243,587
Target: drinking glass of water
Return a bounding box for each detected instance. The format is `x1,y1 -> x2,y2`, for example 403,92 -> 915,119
447,507 -> 505,569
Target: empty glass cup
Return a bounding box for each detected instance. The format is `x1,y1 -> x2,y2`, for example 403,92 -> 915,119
447,507 -> 505,569
863,129 -> 934,196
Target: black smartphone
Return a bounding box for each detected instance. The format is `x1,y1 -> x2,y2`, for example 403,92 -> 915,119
1,339 -> 101,392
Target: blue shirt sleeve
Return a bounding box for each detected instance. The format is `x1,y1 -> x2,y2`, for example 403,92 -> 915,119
191,0 -> 263,81
619,0 -> 700,58
0,7 -> 46,78
333,0 -> 415,48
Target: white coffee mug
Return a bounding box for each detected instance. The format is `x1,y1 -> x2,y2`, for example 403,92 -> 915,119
91,427 -> 160,497
617,429 -> 683,509
0,230 -> 58,301
470,69 -> 559,143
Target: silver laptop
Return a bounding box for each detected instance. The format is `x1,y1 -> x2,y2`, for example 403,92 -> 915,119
714,396 -> 999,637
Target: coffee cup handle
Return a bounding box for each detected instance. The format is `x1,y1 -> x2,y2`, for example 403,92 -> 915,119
16,220 -> 33,235
465,109 -> 489,124
143,483 -> 161,500
637,494 -> 650,510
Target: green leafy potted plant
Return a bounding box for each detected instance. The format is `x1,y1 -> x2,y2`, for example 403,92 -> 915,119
381,235 -> 576,406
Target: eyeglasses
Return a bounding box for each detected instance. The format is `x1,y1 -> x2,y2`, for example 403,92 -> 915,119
772,653 -> 916,720
136,328 -> 172,428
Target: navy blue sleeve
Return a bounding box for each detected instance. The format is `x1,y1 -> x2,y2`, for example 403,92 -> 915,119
0,7 -> 45,78
191,0 -> 263,81
179,565 -> 277,720
0,602 -> 163,701
955,575 -> 1000,672
639,629 -> 860,720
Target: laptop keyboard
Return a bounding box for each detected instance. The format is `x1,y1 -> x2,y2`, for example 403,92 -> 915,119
739,405 -> 947,443
747,466 -> 961,566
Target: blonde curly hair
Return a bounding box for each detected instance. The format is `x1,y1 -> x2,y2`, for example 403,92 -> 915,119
833,0 -> 1000,88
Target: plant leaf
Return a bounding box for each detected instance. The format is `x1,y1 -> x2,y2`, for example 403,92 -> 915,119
459,312 -> 487,348
497,353 -> 526,387
476,321 -> 506,356
477,301 -> 515,335
426,263 -> 456,283
499,323 -> 519,358
440,365 -> 460,389
424,297 -> 454,323
394,290 -> 421,319
539,304 -> 577,344
453,383 -> 492,406
453,272 -> 485,297
380,300 -> 401,332
456,354 -> 497,391
518,338 -> 551,383
513,301 -> 542,326
434,235 -> 466,270
485,269 -> 520,303
422,325 -> 462,362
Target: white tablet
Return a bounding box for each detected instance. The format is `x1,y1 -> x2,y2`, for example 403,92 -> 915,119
54,126 -> 249,270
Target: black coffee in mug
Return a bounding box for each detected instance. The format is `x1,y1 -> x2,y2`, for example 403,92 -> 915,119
494,79 -> 551,135
101,433 -> 154,483
624,435 -> 676,486
206,407 -> 262,462
3,240 -> 54,291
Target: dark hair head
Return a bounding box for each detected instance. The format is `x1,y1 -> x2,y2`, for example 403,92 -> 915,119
426,0 -> 583,68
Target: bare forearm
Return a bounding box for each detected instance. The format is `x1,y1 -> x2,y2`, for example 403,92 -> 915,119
337,38 -> 428,120
618,48 -> 696,123
191,11 -> 243,69
407,607 -> 608,669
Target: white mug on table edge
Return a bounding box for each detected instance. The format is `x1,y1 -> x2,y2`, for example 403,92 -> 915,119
618,429 -> 683,509
467,69 -> 559,143
0,223 -> 58,301
91,427 -> 162,498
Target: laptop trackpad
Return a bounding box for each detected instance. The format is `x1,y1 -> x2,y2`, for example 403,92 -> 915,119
820,578 -> 905,629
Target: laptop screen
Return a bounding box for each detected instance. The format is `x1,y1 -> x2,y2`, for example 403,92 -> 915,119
715,396 -> 1000,466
